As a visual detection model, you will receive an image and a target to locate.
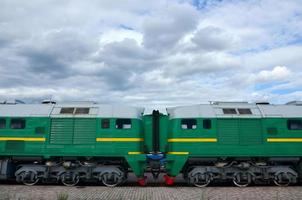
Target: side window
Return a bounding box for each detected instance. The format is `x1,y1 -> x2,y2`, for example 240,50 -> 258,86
203,119 -> 211,129
116,119 -> 132,129
181,119 -> 197,130
287,120 -> 302,130
10,119 -> 26,129
0,119 -> 6,129
101,119 -> 110,129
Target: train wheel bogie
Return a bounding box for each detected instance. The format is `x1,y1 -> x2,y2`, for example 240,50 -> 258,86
11,160 -> 129,187
183,161 -> 299,187
93,166 -> 126,187
17,171 -> 40,186
61,172 -> 80,186
101,172 -> 122,187
232,172 -> 253,187
192,172 -> 212,187
273,172 -> 296,187
186,167 -> 213,187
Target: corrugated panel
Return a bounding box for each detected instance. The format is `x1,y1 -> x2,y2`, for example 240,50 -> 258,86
73,119 -> 96,144
218,119 -> 239,145
239,119 -> 262,145
218,119 -> 263,145
50,118 -> 74,144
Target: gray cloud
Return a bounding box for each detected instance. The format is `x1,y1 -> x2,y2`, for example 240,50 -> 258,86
20,50 -> 70,78
142,3 -> 199,50
99,39 -> 158,70
15,29 -> 98,79
191,26 -> 233,51
0,0 -> 301,106
0,37 -> 10,49
95,39 -> 161,90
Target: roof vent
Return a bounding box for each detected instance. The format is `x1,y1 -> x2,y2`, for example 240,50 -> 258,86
42,99 -> 56,104
256,102 -> 270,105
0,99 -> 25,104
60,101 -> 97,105
286,101 -> 302,106
210,101 -> 249,105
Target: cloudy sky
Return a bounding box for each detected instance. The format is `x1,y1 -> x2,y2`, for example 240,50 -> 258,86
0,0 -> 302,108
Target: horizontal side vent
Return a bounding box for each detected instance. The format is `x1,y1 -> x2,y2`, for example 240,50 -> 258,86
73,119 -> 96,144
50,119 -> 74,144
50,118 -> 96,145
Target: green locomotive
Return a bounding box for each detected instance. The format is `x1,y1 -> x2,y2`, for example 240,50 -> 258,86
164,101 -> 302,187
0,100 -> 302,187
0,101 -> 146,186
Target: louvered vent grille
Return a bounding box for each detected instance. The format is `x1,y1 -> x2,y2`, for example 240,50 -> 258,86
73,119 -> 96,144
50,118 -> 96,144
50,119 -> 74,144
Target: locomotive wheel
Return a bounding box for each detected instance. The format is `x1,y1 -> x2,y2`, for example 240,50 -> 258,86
19,171 -> 39,186
191,172 -> 212,187
61,172 -> 80,186
232,172 -> 252,187
101,172 -> 122,187
273,172 -> 291,186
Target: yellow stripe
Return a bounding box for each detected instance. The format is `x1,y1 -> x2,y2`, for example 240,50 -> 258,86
128,152 -> 144,155
168,138 -> 217,142
0,137 -> 46,142
267,138 -> 302,142
167,152 -> 189,155
96,138 -> 144,142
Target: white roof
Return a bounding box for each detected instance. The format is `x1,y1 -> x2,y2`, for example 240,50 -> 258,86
167,102 -> 302,119
0,103 -> 144,119
1,101 -> 301,119
0,104 -> 54,117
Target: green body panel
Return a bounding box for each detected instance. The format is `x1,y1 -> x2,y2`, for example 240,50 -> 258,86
165,117 -> 302,176
142,115 -> 152,153
125,154 -> 146,176
2,113 -> 302,179
159,115 -> 169,153
166,154 -> 188,176
142,114 -> 169,153
0,117 -> 146,177
0,117 -> 49,155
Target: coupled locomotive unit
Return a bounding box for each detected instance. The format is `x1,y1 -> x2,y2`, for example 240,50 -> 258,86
0,101 -> 146,186
164,101 -> 302,187
0,100 -> 302,187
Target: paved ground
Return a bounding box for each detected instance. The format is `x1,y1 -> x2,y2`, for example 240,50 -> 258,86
1,174 -> 302,200
1,185 -> 302,200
